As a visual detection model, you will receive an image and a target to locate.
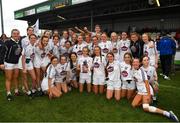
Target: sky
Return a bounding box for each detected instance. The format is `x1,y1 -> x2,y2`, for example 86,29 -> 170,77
0,0 -> 46,37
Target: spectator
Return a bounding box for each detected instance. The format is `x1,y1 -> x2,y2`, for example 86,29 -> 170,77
157,31 -> 176,80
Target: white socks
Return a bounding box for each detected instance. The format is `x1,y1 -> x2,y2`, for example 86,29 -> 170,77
163,111 -> 170,117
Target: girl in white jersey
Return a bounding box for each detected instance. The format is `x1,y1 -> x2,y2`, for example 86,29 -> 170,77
99,33 -> 112,57
119,32 -> 131,62
106,52 -> 121,101
51,35 -> 60,59
69,52 -> 78,89
72,35 -> 87,58
41,56 -> 61,99
120,52 -> 135,100
90,36 -> 99,56
131,58 -> 179,122
22,34 -> 37,97
111,32 -> 120,62
141,56 -> 159,104
34,36 -> 53,95
142,33 -> 158,68
92,46 -> 106,94
77,47 -> 93,93
55,55 -> 70,94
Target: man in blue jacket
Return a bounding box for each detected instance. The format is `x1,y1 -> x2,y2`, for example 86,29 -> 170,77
157,32 -> 176,80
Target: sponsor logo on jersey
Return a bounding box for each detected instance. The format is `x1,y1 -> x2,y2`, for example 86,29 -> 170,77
107,66 -> 114,72
122,70 -> 128,77
113,48 -> 118,53
41,52 -> 46,58
77,50 -> 83,55
121,46 -> 128,51
103,48 -> 109,53
94,62 -> 100,68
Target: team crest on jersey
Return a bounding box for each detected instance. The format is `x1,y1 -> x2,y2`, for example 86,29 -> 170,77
41,52 -> 46,58
30,53 -> 35,59
122,71 -> 128,77
103,48 -> 109,53
77,50 -> 83,55
113,48 -> 118,53
15,47 -> 22,55
107,66 -> 114,72
121,46 -> 128,51
94,62 -> 100,68
63,52 -> 69,57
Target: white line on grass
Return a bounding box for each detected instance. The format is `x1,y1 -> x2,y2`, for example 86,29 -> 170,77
160,84 -> 180,90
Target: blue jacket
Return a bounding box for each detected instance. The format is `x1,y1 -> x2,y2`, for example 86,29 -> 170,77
157,36 -> 176,55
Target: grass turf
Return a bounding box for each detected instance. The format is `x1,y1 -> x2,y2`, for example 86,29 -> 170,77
0,70 -> 180,122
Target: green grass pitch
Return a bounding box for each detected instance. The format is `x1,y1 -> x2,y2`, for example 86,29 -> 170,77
0,71 -> 179,122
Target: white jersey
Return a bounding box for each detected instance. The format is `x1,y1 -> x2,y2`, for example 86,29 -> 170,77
143,41 -> 157,66
22,43 -> 35,60
106,61 -> 121,82
21,36 -> 30,49
55,62 -> 70,78
78,56 -> 93,78
34,45 -> 51,60
59,46 -> 73,58
72,43 -> 87,58
60,37 -> 67,47
98,41 -> 112,56
132,68 -> 148,94
50,43 -> 60,59
119,39 -> 131,62
141,66 -> 157,84
111,41 -> 120,61
92,56 -> 106,76
120,62 -> 133,82
41,64 -> 56,91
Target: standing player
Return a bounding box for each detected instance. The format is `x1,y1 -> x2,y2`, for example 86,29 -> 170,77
106,52 -> 121,101
77,47 -> 93,93
142,33 -> 158,68
99,33 -> 112,57
120,52 -> 135,100
4,29 -> 22,100
111,32 -> 120,62
22,34 -> 37,97
131,58 -> 179,122
72,35 -> 87,58
119,32 -> 131,62
92,46 -> 106,94
34,36 -> 52,95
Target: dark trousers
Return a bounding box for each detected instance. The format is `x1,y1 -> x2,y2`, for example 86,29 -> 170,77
160,55 -> 172,77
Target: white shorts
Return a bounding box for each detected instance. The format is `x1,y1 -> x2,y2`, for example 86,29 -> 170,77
41,77 -> 54,91
107,80 -> 121,90
93,76 -> 105,85
18,56 -> 23,69
25,61 -> 34,70
122,81 -> 136,90
4,62 -> 19,70
34,57 -> 50,68
79,76 -> 91,84
137,85 -> 154,96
